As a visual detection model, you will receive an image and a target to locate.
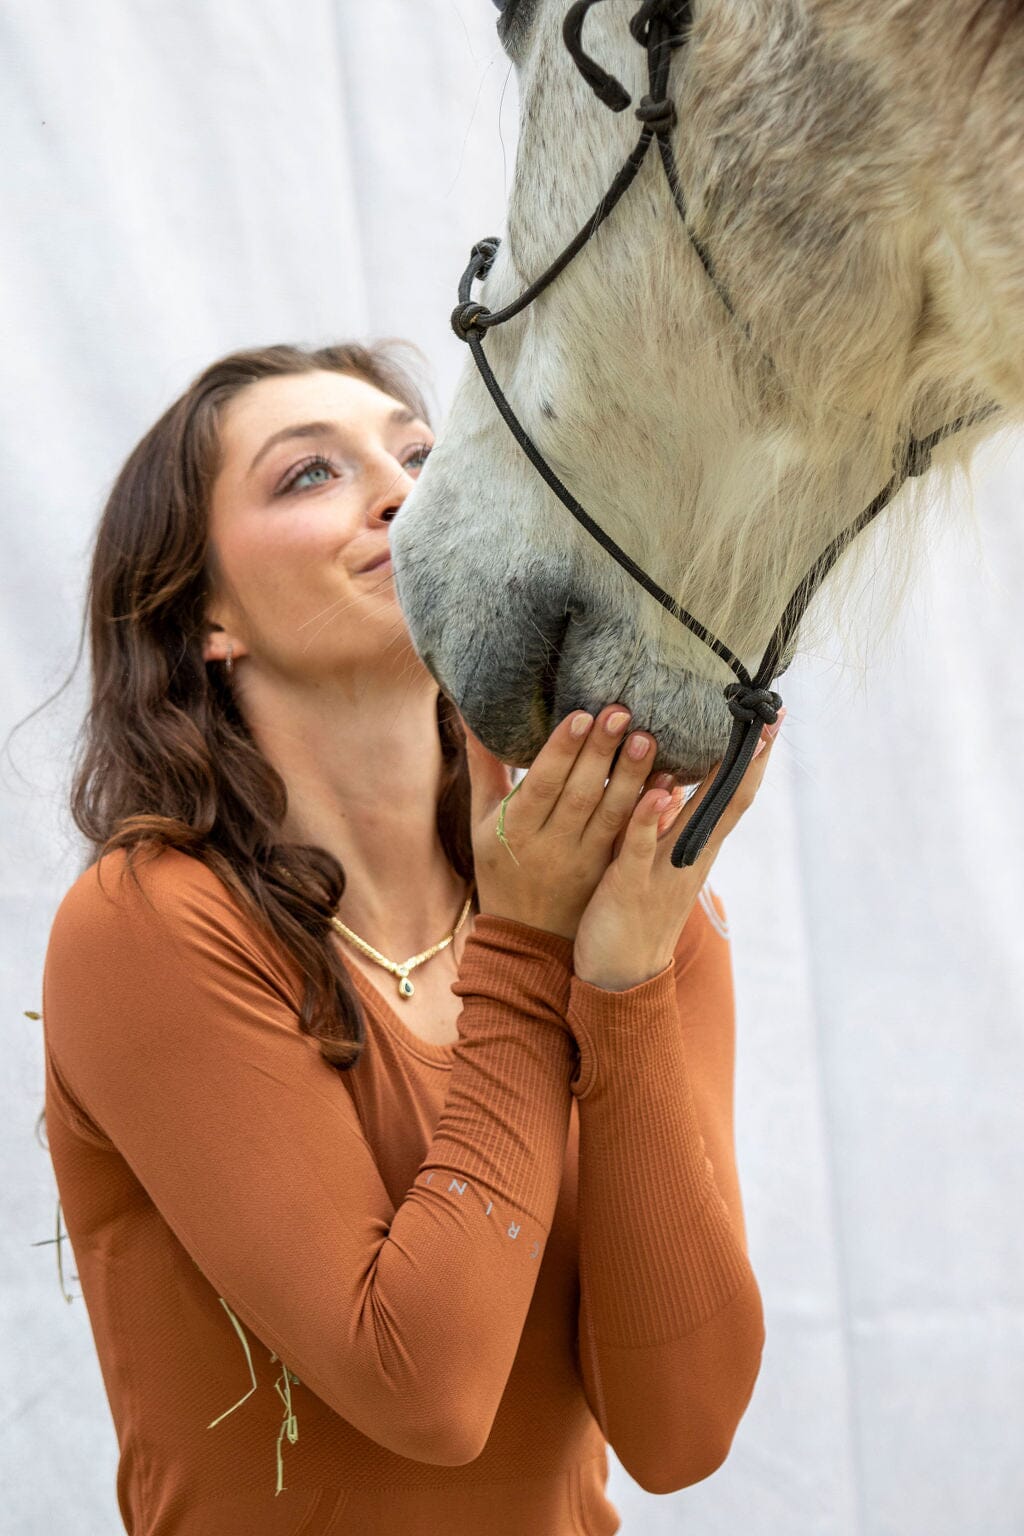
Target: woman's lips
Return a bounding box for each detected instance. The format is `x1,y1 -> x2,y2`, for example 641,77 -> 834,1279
359,553 -> 392,573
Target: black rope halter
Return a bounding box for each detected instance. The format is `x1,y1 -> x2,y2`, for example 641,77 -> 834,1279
452,0 -> 999,866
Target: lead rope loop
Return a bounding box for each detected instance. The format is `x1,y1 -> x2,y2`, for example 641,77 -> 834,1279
563,0 -> 632,111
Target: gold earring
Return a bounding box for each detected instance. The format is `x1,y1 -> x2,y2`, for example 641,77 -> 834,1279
225,642 -> 234,676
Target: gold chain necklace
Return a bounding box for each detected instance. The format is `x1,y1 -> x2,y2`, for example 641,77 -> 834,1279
329,885 -> 475,1001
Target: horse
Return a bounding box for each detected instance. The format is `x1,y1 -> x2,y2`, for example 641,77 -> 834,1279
389,0 -> 1023,788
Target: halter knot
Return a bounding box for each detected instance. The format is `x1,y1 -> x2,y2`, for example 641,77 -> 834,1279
635,94 -> 677,133
723,682 -> 783,725
451,301 -> 491,341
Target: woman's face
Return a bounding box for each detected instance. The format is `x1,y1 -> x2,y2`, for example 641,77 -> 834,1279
204,369 -> 434,681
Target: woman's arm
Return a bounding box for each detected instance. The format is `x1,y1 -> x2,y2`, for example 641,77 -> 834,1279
567,891 -> 765,1495
43,848 -> 579,1467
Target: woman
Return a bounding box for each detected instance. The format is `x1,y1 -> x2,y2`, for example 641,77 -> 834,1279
41,340 -> 783,1535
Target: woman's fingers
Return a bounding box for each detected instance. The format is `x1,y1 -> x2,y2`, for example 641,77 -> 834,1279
496,708 -> 603,833
609,768 -> 675,859
617,739 -> 759,883
461,707 -> 595,832
581,727 -> 662,842
546,705 -> 655,838
474,697 -> 784,860
514,702 -> 644,836
617,784 -> 678,867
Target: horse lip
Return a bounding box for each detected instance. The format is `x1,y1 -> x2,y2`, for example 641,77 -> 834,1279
539,608 -> 572,722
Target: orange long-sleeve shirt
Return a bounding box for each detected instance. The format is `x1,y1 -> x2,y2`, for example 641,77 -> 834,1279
42,846 -> 764,1535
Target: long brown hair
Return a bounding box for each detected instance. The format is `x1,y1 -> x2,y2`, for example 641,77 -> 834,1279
67,340 -> 472,1076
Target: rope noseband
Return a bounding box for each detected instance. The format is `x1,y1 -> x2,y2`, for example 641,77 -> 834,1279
452,0 -> 998,866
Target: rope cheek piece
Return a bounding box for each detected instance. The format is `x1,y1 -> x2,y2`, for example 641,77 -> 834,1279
452,0 -> 998,866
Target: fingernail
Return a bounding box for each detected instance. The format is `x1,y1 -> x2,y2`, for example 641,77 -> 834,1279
570,712 -> 593,737
658,789 -> 685,828
764,706 -> 787,741
606,710 -> 631,735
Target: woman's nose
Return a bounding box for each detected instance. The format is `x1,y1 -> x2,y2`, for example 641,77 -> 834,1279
366,457 -> 415,526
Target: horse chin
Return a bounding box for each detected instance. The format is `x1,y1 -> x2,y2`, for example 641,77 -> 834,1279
440,644 -> 731,785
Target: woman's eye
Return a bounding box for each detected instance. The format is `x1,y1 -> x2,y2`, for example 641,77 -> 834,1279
282,454 -> 338,493
279,443 -> 431,493
293,464 -> 332,489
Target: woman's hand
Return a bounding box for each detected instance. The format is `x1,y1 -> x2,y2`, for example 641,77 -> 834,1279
461,704 -> 677,941
572,711 -> 786,990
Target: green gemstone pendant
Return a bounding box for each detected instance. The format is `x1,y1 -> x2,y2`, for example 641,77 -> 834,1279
397,970 -> 415,1000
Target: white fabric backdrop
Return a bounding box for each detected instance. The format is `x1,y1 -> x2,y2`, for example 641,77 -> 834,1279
2,3 -> 1021,1533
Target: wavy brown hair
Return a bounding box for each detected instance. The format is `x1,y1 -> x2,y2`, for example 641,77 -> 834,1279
64,340 -> 473,1082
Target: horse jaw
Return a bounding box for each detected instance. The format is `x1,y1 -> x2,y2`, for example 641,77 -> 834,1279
390,0 -> 1022,777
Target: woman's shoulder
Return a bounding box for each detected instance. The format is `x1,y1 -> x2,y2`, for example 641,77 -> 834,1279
50,844 -> 257,955
46,843 -> 304,1008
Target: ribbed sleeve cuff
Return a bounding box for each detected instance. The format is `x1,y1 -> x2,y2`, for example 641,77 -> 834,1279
451,914 -> 576,1031
566,959 -> 676,1099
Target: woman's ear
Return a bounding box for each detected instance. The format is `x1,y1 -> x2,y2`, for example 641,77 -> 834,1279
202,620 -> 247,665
